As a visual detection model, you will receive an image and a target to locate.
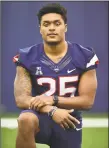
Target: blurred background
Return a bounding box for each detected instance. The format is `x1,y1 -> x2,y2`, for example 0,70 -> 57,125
1,1 -> 108,148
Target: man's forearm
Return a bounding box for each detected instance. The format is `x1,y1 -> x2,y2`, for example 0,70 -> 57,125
15,95 -> 32,109
57,95 -> 94,110
39,105 -> 54,113
16,96 -> 53,112
38,95 -> 93,113
14,66 -> 33,110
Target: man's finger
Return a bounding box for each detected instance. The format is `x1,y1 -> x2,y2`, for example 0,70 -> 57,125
36,103 -> 45,111
68,109 -> 74,113
29,98 -> 36,108
62,121 -> 70,129
30,98 -> 38,109
45,102 -> 52,105
68,115 -> 80,124
33,100 -> 41,110
65,118 -> 76,129
60,123 -> 66,130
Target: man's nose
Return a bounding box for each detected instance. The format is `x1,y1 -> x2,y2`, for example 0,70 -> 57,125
49,24 -> 55,31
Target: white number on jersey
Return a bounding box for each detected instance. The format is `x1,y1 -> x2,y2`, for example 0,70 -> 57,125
37,76 -> 78,96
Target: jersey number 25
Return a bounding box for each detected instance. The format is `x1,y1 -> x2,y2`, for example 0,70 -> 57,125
37,76 -> 78,96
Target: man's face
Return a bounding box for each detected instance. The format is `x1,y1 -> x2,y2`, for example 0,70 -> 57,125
40,13 -> 67,45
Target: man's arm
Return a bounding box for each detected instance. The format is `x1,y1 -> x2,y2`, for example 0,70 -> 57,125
14,66 -> 54,111
57,69 -> 97,110
14,66 -> 33,109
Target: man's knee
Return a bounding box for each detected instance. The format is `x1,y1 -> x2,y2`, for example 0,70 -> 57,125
17,112 -> 39,133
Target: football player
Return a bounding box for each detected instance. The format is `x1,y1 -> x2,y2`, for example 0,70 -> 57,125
13,3 -> 99,148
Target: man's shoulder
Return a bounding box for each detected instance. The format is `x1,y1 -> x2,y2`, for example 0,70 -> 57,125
68,41 -> 98,70
68,42 -> 94,54
68,41 -> 95,61
19,43 -> 43,54
17,43 -> 43,69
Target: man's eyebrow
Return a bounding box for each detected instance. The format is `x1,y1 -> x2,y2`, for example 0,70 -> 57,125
43,20 -> 61,23
43,21 -> 50,23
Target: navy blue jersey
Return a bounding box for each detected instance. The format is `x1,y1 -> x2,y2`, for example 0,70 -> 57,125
13,41 -> 99,118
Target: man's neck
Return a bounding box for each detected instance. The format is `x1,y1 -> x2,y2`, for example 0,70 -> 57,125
43,41 -> 68,57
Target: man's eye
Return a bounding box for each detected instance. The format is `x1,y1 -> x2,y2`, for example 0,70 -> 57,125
43,23 -> 49,27
55,22 -> 61,26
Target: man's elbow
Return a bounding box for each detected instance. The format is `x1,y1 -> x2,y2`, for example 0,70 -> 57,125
14,96 -> 30,109
85,104 -> 93,110
14,95 -> 25,109
15,98 -> 22,108
81,95 -> 95,110
83,100 -> 94,110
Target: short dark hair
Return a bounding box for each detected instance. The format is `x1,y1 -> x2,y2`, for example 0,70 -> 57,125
37,3 -> 67,24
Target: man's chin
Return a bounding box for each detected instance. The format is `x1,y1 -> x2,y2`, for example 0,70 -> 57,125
46,40 -> 61,46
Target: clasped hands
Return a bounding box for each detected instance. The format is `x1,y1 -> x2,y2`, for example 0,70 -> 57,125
29,95 -> 80,130
29,95 -> 53,111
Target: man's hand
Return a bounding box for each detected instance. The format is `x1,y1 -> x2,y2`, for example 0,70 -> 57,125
29,95 -> 54,111
52,108 -> 80,130
29,96 -> 80,130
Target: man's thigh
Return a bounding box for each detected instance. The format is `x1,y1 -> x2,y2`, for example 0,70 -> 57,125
20,109 -> 52,145
50,121 -> 82,148
20,110 -> 82,148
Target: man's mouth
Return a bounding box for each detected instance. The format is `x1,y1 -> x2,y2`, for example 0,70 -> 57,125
47,33 -> 57,36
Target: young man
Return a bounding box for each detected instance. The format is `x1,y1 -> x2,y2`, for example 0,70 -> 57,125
13,3 -> 99,148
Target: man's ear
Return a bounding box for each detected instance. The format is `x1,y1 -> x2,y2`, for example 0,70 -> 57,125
39,25 -> 42,34
65,24 -> 67,33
